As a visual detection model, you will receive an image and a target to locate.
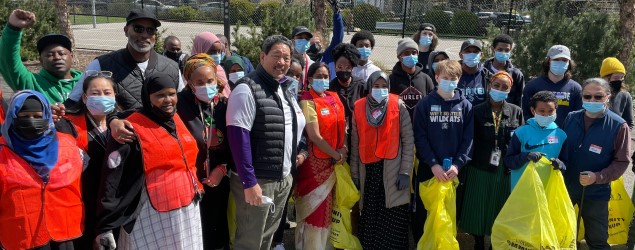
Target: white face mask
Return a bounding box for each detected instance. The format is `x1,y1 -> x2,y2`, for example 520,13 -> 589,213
228,71 -> 245,83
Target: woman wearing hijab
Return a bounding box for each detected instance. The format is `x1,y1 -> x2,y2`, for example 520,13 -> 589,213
94,73 -> 204,250
222,55 -> 246,89
295,62 -> 347,249
178,53 -> 232,250
192,32 -> 230,94
350,71 -> 413,249
56,71 -> 118,250
0,90 -> 84,250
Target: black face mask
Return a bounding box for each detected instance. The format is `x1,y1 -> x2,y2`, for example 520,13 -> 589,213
13,118 -> 49,140
164,51 -> 183,62
307,44 -> 321,54
336,71 -> 352,82
610,80 -> 623,92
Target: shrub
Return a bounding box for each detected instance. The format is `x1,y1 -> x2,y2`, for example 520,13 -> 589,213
451,10 -> 480,36
229,0 -> 255,25
0,0 -> 60,61
160,5 -> 197,21
252,0 -> 281,25
352,3 -> 382,31
106,0 -> 133,17
422,10 -> 451,34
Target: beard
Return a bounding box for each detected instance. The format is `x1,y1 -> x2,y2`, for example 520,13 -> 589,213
128,37 -> 156,53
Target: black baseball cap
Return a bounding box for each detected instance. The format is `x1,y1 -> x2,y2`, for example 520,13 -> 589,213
37,34 -> 72,54
292,26 -> 313,39
419,23 -> 436,33
126,9 -> 161,27
460,38 -> 483,51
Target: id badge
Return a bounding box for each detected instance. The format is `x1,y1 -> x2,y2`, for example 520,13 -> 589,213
489,148 -> 501,167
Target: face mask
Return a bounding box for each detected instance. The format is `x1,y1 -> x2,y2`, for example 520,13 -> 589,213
311,79 -> 330,93
610,80 -> 623,92
462,52 -> 481,68
371,88 -> 389,102
358,47 -> 372,60
336,71 -> 352,82
534,114 -> 557,127
86,96 -> 116,115
294,39 -> 310,54
164,51 -> 182,62
401,55 -> 418,68
228,71 -> 245,83
211,53 -> 224,64
419,36 -> 432,47
438,79 -> 458,93
307,43 -> 321,54
13,118 -> 50,140
489,88 -> 508,102
193,84 -> 218,103
431,62 -> 439,72
582,101 -> 605,113
286,78 -> 299,99
494,51 -> 510,63
550,61 -> 569,76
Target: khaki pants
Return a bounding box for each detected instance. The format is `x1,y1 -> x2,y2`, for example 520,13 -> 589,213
231,174 -> 292,250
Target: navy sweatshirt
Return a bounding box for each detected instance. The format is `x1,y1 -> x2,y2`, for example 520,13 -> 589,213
521,76 -> 582,127
413,89 -> 474,181
458,64 -> 488,106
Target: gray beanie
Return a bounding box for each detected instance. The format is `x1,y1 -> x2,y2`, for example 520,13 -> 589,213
397,38 -> 418,56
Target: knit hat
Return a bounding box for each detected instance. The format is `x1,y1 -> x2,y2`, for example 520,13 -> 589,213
600,57 -> 626,77
397,38 -> 418,56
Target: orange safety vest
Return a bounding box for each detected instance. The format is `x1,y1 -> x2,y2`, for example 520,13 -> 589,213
65,113 -> 88,152
0,133 -> 84,250
127,112 -> 203,212
353,94 -> 401,164
309,90 -> 345,159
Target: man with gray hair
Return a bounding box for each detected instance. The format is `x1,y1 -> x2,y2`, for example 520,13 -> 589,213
226,35 -> 303,249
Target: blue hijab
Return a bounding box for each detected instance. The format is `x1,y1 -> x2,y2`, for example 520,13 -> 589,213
1,90 -> 58,177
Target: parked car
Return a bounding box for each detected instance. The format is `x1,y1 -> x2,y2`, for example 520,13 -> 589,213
199,1 -> 223,12
493,13 -> 526,30
133,0 -> 175,13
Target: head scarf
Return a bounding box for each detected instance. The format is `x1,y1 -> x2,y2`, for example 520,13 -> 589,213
491,71 -> 514,86
365,71 -> 391,127
191,32 -> 230,95
222,55 -> 246,76
184,53 -> 225,95
1,90 -> 58,177
141,73 -> 178,133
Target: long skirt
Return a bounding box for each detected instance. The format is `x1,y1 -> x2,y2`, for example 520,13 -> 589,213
119,200 -> 203,250
459,164 -> 510,236
359,162 -> 410,250
294,153 -> 335,250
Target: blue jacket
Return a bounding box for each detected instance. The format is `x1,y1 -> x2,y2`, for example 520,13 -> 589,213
521,76 -> 582,127
560,109 -> 625,201
413,89 -> 473,181
505,118 -> 566,190
458,64 -> 488,106
319,11 -> 344,81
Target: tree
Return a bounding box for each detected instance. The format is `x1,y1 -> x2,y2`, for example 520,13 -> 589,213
617,0 -> 635,72
314,0 -> 327,36
54,0 -> 75,52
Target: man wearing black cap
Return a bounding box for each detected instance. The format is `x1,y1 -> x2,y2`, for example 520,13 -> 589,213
458,38 -> 489,106
0,9 -> 82,104
67,9 -> 184,111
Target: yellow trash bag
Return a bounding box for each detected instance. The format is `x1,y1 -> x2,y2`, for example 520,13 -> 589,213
545,169 -> 577,249
576,177 -> 634,245
329,162 -> 362,250
417,178 -> 459,250
227,192 -> 236,249
491,158 -> 560,249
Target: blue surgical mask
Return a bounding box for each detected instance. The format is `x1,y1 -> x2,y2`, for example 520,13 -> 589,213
431,62 -> 439,72
550,61 -> 569,76
194,84 -> 218,103
311,79 -> 330,93
358,47 -> 372,60
582,101 -> 605,113
462,53 -> 481,68
371,88 -> 389,102
438,79 -> 458,93
489,88 -> 508,102
86,96 -> 116,115
287,78 -> 299,99
211,53 -> 223,64
295,39 -> 310,54
419,36 -> 432,47
533,114 -> 557,127
228,71 -> 245,83
494,51 -> 510,63
402,55 -> 418,68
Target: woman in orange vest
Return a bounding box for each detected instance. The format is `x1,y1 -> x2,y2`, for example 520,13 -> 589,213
55,71 -> 117,250
350,71 -> 414,249
94,73 -> 204,250
295,62 -> 347,249
0,90 -> 84,250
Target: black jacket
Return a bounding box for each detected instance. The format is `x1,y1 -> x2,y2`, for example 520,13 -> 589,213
389,62 -> 435,117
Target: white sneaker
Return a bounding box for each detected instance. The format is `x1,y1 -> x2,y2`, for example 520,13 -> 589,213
272,243 -> 285,250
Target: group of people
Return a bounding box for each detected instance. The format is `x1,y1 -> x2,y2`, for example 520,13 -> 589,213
0,5 -> 633,250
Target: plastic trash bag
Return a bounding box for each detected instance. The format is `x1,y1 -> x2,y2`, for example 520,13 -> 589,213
330,162 -> 362,250
545,169 -> 576,249
417,178 -> 459,250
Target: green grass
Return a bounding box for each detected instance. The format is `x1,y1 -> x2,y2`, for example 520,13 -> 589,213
70,15 -> 126,25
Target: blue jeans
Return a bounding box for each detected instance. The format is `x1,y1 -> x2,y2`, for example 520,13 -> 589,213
571,198 -> 610,250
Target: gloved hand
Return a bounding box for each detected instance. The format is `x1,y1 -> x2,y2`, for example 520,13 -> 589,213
95,230 -> 116,250
396,174 -> 410,190
550,158 -> 566,171
527,152 -> 544,162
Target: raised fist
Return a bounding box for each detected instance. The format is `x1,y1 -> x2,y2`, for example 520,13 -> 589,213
9,9 -> 36,29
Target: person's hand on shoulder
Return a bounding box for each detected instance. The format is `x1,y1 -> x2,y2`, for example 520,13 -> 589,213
110,118 -> 136,144
8,9 -> 36,29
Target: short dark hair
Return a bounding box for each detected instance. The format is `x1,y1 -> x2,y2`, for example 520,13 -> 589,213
331,43 -> 360,67
307,62 -> 330,78
82,75 -> 117,94
530,91 -> 558,109
351,30 -> 375,49
262,35 -> 293,54
492,34 -> 514,48
163,35 -> 180,45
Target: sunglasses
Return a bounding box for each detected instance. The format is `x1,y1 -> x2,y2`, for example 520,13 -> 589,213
132,25 -> 157,35
582,94 -> 607,101
85,70 -> 113,78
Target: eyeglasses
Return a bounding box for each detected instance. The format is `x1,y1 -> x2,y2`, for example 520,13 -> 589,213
582,94 -> 607,101
85,70 -> 113,78
132,25 -> 157,35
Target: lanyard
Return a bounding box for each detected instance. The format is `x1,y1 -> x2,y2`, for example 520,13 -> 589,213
492,110 -> 502,148
198,101 -> 215,178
